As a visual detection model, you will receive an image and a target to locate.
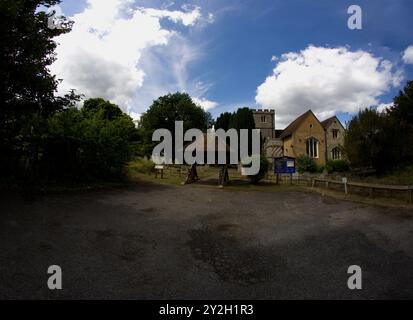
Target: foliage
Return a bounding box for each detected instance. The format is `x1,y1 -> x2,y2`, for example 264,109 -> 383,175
40,99 -> 139,181
215,107 -> 257,156
325,160 -> 349,173
356,165 -> 413,186
344,81 -> 413,173
344,108 -> 387,171
215,112 -> 232,131
247,155 -> 270,184
0,2 -> 139,185
0,0 -> 77,183
138,92 -> 212,157
387,80 -> 413,166
215,108 -> 256,131
296,155 -> 318,173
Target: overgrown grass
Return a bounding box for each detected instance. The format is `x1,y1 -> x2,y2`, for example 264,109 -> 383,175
127,157 -> 155,175
351,165 -> 413,186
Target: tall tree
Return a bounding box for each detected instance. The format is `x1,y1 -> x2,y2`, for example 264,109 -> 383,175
387,80 -> 413,165
344,108 -> 388,172
215,107 -> 257,157
138,92 -> 211,156
215,112 -> 232,131
0,0 -> 73,178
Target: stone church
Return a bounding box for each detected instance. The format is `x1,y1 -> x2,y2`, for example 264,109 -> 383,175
252,109 -> 345,165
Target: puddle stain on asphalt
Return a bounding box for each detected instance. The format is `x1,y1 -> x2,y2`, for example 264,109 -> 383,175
187,222 -> 285,286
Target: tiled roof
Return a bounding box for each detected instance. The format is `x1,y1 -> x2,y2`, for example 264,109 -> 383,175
279,110 -> 314,139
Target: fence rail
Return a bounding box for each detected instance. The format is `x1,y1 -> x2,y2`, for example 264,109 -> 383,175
312,178 -> 413,203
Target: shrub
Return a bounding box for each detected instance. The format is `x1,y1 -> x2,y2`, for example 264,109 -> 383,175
296,155 -> 318,173
326,160 -> 349,173
247,155 -> 270,184
40,100 -> 139,182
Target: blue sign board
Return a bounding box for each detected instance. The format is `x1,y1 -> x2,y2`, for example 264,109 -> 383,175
274,157 -> 296,174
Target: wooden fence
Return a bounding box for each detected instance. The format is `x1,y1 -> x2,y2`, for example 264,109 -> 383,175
312,178 -> 413,203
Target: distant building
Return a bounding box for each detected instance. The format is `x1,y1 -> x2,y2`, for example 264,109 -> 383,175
252,109 -> 283,161
321,116 -> 345,161
251,108 -> 345,166
278,110 -> 346,165
279,110 -> 326,166
252,109 -> 275,141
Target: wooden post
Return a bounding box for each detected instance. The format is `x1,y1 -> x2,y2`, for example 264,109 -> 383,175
342,177 -> 348,195
290,173 -> 293,185
312,179 -> 315,188
409,189 -> 412,203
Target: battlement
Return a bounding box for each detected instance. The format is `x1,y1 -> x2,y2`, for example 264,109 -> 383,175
252,108 -> 275,114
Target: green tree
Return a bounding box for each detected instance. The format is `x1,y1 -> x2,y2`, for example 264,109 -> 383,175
344,108 -> 387,171
0,0 -> 73,180
43,99 -> 139,181
138,92 -> 211,156
231,107 -> 256,131
387,80 -> 413,166
215,112 -> 232,131
83,98 -> 124,120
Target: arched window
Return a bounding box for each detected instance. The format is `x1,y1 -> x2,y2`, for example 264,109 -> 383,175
332,147 -> 341,160
306,138 -> 318,158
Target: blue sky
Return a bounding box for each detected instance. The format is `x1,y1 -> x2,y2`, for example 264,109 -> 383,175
52,0 -> 413,128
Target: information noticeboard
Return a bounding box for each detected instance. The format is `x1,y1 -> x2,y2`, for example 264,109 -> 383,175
274,157 -> 296,174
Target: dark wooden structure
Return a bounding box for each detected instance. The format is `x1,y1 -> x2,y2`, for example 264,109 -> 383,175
183,132 -> 233,186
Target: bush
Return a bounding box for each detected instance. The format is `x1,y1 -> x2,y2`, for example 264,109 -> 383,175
40,99 -> 139,182
296,155 -> 318,173
247,155 -> 270,184
326,160 -> 349,173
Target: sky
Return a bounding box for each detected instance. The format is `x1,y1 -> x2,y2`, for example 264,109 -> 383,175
47,0 -> 413,128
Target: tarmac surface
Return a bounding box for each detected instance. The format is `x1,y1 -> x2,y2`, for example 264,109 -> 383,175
1,183 -> 413,299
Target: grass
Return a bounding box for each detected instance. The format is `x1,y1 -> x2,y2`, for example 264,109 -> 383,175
353,165 -> 413,186
126,159 -> 309,194
127,158 -> 221,186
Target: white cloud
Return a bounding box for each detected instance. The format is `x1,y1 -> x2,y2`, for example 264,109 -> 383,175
255,45 -> 403,128
49,0 -> 211,113
376,102 -> 392,113
129,111 -> 141,122
139,6 -> 202,26
192,97 -> 218,111
402,46 -> 413,64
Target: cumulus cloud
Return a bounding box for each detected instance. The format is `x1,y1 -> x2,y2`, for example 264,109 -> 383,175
255,45 -> 402,128
403,46 -> 413,64
49,0 -> 212,113
192,97 -> 218,110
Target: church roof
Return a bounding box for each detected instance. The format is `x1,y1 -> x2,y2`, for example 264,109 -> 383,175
279,110 -> 317,139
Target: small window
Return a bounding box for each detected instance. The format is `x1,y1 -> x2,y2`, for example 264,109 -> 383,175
306,138 -> 319,158
332,147 -> 341,160
332,129 -> 339,139
261,116 -> 267,123
310,124 -> 313,128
